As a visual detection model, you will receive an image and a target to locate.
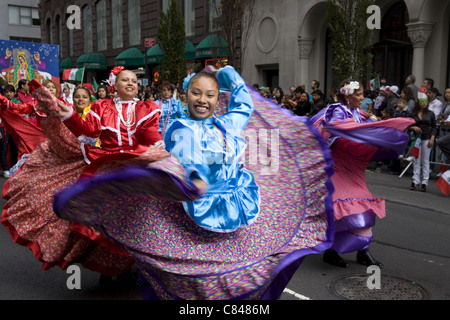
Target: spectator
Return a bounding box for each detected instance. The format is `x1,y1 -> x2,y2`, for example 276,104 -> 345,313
405,74 -> 419,101
409,92 -> 437,192
420,77 -> 434,94
439,88 -> 450,138
384,85 -> 400,116
309,89 -> 326,117
325,88 -> 339,105
272,87 -> 284,107
16,79 -> 33,104
61,84 -> 74,105
361,88 -> 374,113
155,80 -> 187,136
95,84 -> 110,101
389,98 -> 412,175
293,92 -> 311,116
400,86 -> 416,112
427,87 -> 443,122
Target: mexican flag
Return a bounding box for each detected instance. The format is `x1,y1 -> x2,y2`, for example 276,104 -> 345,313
409,133 -> 421,159
367,76 -> 380,91
436,170 -> 450,196
62,68 -> 85,82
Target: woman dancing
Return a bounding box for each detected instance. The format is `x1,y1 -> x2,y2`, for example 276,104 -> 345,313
54,66 -> 335,300
2,68 -> 169,284
311,79 -> 414,267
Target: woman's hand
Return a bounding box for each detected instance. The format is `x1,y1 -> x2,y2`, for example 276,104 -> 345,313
56,101 -> 73,119
410,126 -> 422,134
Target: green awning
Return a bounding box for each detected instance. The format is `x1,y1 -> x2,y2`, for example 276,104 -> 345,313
195,34 -> 229,59
76,53 -> 107,70
115,47 -> 145,67
147,40 -> 197,64
146,44 -> 165,64
59,57 -> 73,70
185,40 -> 195,62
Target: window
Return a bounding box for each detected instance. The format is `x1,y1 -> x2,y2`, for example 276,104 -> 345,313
96,0 -> 107,51
112,0 -> 123,49
82,5 -> 93,53
65,11 -> 74,56
161,0 -> 170,14
185,0 -> 195,36
56,15 -> 62,55
209,0 -> 221,32
128,0 -> 141,46
46,18 -> 53,44
8,5 -> 40,26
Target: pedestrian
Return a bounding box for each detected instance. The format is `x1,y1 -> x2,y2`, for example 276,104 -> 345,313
2,67 -> 166,286
409,92 -> 437,192
155,80 -> 187,136
311,79 -> 414,268
53,66 -> 335,300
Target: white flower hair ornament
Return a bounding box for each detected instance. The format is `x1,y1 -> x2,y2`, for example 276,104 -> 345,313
340,81 -> 360,96
183,72 -> 196,92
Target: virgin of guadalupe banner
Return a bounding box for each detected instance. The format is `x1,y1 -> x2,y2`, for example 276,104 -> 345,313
0,39 -> 60,87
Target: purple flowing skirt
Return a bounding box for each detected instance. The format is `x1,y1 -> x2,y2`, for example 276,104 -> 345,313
54,85 -> 335,300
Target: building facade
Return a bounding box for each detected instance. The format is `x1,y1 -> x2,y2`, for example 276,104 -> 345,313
38,0 -> 221,84
242,0 -> 450,96
0,0 -> 41,42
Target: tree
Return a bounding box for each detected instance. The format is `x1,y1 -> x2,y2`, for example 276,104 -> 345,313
210,0 -> 257,72
158,0 -> 187,86
327,0 -> 375,86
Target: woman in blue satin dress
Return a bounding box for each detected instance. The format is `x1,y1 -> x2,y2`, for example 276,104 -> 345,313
164,66 -> 260,233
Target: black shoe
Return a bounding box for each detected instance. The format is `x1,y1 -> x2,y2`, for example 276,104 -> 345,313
357,249 -> 383,267
420,184 -> 427,192
323,249 -> 349,268
410,182 -> 417,191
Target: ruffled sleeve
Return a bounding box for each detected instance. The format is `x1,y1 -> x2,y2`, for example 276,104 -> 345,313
217,66 -> 254,132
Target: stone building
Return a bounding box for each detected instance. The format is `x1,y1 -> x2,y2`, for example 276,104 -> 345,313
243,0 -> 450,95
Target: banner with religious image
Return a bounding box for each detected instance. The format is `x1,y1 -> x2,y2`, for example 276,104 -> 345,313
0,39 -> 60,87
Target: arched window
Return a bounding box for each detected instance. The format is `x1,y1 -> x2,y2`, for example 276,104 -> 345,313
46,18 -> 53,43
96,0 -> 107,51
112,0 -> 123,49
128,0 -> 141,46
82,5 -> 93,53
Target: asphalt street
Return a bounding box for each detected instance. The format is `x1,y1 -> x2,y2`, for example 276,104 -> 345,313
0,165 -> 449,301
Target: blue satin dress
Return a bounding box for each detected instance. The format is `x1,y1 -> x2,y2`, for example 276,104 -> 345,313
164,67 -> 260,232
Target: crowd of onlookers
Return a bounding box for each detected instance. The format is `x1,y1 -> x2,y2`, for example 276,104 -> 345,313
254,75 -> 450,187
